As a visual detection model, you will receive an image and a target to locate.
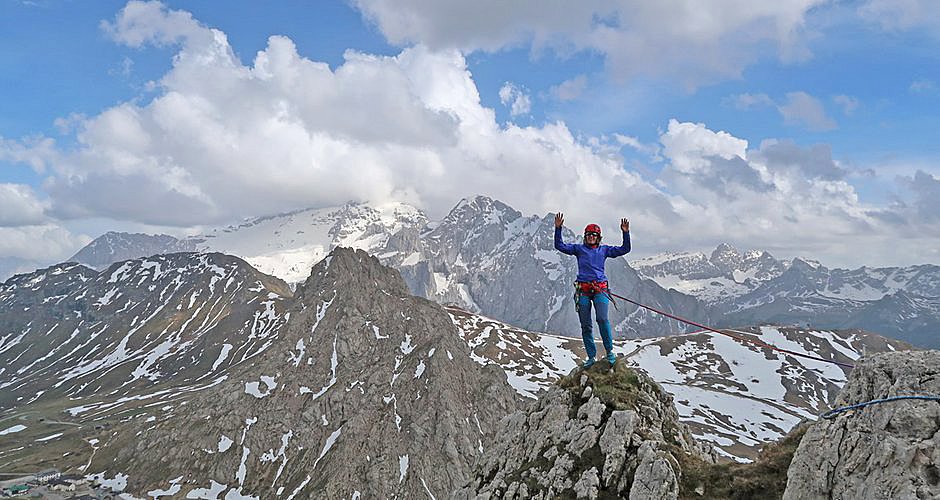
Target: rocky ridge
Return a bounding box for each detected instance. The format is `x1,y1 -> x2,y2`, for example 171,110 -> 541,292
459,361 -> 717,499
784,350 -> 940,499
83,248 -> 521,498
0,253 -> 291,410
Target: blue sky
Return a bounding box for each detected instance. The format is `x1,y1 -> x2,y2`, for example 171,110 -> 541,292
1,0 -> 939,269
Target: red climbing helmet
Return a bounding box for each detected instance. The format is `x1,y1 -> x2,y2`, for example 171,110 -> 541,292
584,224 -> 601,236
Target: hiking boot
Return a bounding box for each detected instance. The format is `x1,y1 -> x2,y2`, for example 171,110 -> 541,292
607,352 -> 616,366
582,357 -> 596,369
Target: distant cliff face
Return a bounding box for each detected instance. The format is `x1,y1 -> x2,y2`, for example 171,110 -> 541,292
784,350 -> 940,499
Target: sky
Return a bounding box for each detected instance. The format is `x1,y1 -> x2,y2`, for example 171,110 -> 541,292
1,0 -> 939,270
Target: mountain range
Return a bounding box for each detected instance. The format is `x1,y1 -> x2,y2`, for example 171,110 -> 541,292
0,247 -> 910,495
59,195 -> 940,348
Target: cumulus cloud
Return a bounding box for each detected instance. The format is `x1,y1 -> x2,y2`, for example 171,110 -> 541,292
5,1 -> 938,268
0,184 -> 47,226
551,75 -> 588,101
498,82 -> 532,116
352,0 -> 824,87
0,1 -> 679,235
899,170 -> 940,224
653,120 -> 940,265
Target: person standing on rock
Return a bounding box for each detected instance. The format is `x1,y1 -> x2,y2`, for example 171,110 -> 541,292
554,213 -> 631,369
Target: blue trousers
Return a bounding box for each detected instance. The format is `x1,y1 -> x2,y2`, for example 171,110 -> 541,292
577,292 -> 613,359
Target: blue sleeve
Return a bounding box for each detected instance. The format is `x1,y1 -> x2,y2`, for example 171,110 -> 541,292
554,227 -> 577,255
605,231 -> 631,258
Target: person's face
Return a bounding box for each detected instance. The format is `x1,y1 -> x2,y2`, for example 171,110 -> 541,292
584,232 -> 600,245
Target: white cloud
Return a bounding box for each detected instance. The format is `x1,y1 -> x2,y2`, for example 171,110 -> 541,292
498,82 -> 532,116
100,0 -> 207,48
0,136 -> 58,173
352,0 -> 825,87
1,2 -> 671,233
0,224 -> 91,264
832,94 -> 859,115
659,119 -> 748,173
729,91 -> 840,130
551,75 -> 588,101
653,122 -> 940,266
0,184 -> 47,227
5,1 -> 938,268
613,134 -> 659,158
778,91 -> 837,131
859,0 -> 940,31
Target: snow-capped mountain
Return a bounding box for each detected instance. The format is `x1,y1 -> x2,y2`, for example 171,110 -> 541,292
0,253 -> 291,411
68,196 -> 705,340
0,248 -> 520,498
385,196 -> 703,340
66,196 -> 940,347
0,245 -> 914,498
68,232 -> 198,270
187,201 -> 428,283
632,243 -> 788,305
635,244 -> 940,348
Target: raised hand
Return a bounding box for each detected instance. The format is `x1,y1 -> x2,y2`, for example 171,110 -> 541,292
555,213 -> 564,228
621,218 -> 630,232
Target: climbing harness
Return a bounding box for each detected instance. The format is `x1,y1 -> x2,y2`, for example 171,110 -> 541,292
820,395 -> 940,419
576,280 -> 608,295
573,280 -> 618,313
605,288 -> 856,370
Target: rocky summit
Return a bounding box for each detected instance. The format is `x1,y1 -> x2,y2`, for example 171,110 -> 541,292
459,361 -> 717,499
784,350 -> 940,499
84,247 -> 521,498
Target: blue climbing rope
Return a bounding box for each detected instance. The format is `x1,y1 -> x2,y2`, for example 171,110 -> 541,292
821,395 -> 940,419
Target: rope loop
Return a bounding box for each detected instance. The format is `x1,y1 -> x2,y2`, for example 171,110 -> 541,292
821,395 -> 940,419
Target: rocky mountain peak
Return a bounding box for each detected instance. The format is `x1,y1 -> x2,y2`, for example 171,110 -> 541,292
446,195 -> 522,226
70,231 -> 196,270
84,245 -> 521,498
460,362 -> 715,499
709,242 -> 743,271
784,350 -> 940,499
297,247 -> 409,303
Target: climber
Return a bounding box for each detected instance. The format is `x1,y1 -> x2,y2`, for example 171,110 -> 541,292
554,213 -> 631,369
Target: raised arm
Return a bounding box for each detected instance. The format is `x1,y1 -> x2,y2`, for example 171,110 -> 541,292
553,213 -> 577,255
606,218 -> 631,258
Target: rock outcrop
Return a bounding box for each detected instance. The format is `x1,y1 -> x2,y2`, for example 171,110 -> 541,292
86,248 -> 522,499
784,350 -> 940,499
459,361 -> 716,499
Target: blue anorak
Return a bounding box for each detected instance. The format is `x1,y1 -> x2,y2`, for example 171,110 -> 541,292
554,227 -> 631,282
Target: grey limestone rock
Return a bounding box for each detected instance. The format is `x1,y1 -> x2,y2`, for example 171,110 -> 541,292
459,362 -> 714,499
574,467 -> 600,499
784,350 -> 940,500
629,441 -> 679,500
